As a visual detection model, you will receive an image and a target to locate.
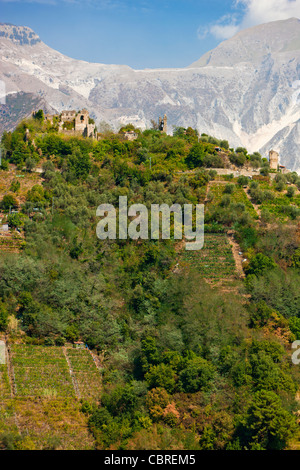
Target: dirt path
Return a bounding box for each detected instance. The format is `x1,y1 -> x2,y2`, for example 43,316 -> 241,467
4,337 -> 21,433
242,186 -> 261,219
88,349 -> 102,371
204,180 -> 227,203
227,231 -> 246,279
5,338 -> 16,397
63,347 -> 81,399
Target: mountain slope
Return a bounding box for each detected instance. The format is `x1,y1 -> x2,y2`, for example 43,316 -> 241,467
190,17 -> 300,67
0,91 -> 55,134
1,20 -> 300,171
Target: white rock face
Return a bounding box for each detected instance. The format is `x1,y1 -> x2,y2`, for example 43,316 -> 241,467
1,18 -> 300,171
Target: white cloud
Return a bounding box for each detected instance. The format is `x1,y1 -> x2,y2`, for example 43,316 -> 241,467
198,14 -> 240,40
210,22 -> 240,39
239,0 -> 300,27
201,0 -> 300,40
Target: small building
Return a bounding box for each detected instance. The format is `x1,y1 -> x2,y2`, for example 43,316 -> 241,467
123,131 -> 138,141
74,341 -> 85,349
279,165 -> 290,174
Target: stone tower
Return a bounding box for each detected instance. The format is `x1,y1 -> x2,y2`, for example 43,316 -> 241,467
269,150 -> 279,170
158,114 -> 167,133
162,114 -> 167,133
75,109 -> 89,133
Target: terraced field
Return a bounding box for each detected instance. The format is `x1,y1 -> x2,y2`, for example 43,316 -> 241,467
66,348 -> 101,401
0,397 -> 95,450
208,182 -> 258,218
0,364 -> 11,399
181,233 -> 238,286
0,344 -> 101,449
8,344 -> 101,400
11,345 -> 74,398
260,194 -> 300,220
0,233 -> 24,253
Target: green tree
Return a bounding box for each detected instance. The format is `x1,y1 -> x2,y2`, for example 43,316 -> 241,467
102,384 -> 138,416
0,302 -> 8,331
289,317 -> 300,339
248,269 -> 300,319
34,109 -> 44,122
260,165 -> 270,177
237,176 -> 249,187
11,142 -> 31,165
178,357 -> 215,393
291,248 -> 300,269
173,127 -> 186,137
0,194 -> 18,212
145,363 -> 176,393
9,179 -> 20,193
140,336 -> 161,372
245,253 -> 277,277
0,160 -> 9,171
68,148 -> 91,180
7,213 -> 23,230
286,186 -> 296,198
146,387 -> 170,421
229,153 -> 246,167
88,407 -> 132,449
185,143 -> 206,168
249,301 -> 273,328
25,157 -> 36,172
239,390 -> 297,450
224,184 -> 235,194
26,185 -> 45,204
236,147 -> 248,155
219,140 -> 229,150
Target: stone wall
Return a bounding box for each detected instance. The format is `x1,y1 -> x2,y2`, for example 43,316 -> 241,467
61,110 -> 76,122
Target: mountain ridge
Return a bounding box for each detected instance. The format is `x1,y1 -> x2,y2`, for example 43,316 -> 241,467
190,17 -> 300,68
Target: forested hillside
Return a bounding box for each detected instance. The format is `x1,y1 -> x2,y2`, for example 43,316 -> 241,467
0,113 -> 300,450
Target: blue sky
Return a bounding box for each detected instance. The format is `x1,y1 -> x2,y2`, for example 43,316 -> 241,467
1,0 -> 300,68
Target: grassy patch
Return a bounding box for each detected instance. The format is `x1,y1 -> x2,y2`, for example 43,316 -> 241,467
66,348 -> 101,401
208,183 -> 258,218
11,345 -> 74,398
181,233 -> 237,285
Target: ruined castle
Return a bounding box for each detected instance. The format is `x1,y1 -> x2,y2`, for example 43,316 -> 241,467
45,109 -> 96,139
